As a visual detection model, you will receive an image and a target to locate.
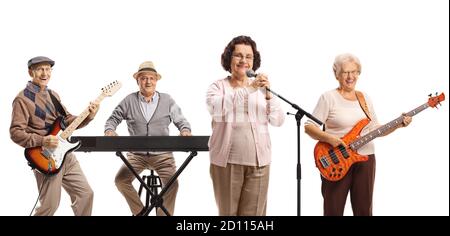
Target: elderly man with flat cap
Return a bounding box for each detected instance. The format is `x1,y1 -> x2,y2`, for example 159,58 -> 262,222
105,61 -> 191,216
10,56 -> 100,216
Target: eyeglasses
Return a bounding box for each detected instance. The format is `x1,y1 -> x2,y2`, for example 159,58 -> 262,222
341,71 -> 360,77
232,53 -> 254,61
33,67 -> 52,73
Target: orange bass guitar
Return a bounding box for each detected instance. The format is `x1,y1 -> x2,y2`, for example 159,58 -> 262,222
314,93 -> 445,181
24,81 -> 122,175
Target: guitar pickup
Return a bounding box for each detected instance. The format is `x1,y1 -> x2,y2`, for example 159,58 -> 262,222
319,156 -> 330,168
328,149 -> 340,164
338,145 -> 350,159
41,148 -> 52,159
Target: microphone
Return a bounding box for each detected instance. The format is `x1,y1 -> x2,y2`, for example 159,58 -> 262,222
246,69 -> 257,78
248,70 -> 323,126
246,69 -> 272,93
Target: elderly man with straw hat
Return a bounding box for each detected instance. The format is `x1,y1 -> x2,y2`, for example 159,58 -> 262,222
104,61 -> 192,216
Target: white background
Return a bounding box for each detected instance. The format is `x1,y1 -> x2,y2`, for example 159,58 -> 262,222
0,0 -> 448,216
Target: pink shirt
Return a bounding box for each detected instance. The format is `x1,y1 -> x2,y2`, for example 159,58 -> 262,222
206,77 -> 285,167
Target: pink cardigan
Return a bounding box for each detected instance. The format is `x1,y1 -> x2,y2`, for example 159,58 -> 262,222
206,78 -> 285,167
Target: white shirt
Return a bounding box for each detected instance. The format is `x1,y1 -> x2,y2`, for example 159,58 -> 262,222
306,89 -> 379,155
138,92 -> 159,122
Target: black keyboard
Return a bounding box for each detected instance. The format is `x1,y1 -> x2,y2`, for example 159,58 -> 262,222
71,136 -> 209,152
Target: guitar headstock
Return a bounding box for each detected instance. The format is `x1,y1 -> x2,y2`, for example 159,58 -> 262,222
101,80 -> 122,97
428,92 -> 445,108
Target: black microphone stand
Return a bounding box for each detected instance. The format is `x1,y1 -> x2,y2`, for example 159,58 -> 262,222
266,88 -> 322,216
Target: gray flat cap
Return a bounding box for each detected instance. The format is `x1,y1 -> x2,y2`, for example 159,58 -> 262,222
27,56 -> 55,68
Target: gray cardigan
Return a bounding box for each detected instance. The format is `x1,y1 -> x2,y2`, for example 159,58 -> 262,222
105,91 -> 191,153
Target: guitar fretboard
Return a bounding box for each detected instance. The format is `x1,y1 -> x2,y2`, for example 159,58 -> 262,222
349,102 -> 429,151
59,94 -> 106,140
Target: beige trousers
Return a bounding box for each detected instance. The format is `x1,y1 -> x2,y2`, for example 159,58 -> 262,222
115,152 -> 178,216
33,153 -> 93,216
210,163 -> 270,216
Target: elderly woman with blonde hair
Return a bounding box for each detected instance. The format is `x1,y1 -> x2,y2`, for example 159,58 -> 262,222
304,53 -> 412,216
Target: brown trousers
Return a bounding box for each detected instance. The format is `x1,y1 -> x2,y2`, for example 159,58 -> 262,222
321,154 -> 376,216
33,153 -> 94,216
210,163 -> 270,216
115,152 -> 178,216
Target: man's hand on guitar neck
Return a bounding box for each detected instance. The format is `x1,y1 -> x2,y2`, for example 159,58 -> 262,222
87,102 -> 100,120
43,135 -> 59,149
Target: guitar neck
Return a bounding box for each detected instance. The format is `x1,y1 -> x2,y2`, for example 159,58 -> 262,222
350,102 -> 430,151
59,94 -> 105,140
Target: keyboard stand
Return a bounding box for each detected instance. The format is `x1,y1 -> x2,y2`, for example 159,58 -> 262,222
115,150 -> 198,216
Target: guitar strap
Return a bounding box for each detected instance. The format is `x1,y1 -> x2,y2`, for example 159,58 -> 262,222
355,91 -> 372,120
322,91 -> 372,132
49,90 -> 67,117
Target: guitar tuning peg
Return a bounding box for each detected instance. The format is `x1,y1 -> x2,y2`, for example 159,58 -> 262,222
435,92 -> 438,96
429,93 -> 432,97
